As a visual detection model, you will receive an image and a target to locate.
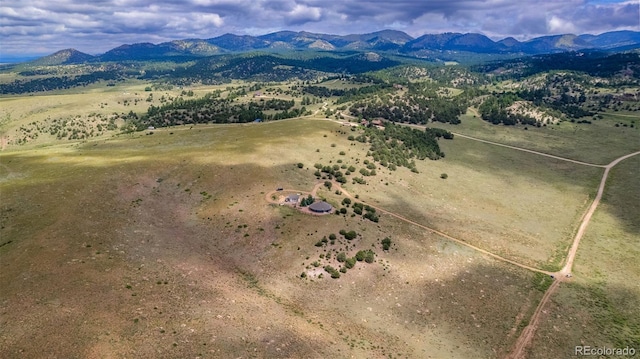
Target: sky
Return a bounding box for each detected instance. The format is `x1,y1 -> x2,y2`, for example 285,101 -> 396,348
1,0 -> 638,57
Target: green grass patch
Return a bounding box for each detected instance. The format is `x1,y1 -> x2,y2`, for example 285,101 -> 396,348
427,110 -> 640,165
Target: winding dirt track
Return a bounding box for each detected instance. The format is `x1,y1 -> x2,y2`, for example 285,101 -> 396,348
266,116 -> 640,358
451,133 -> 606,167
506,150 -> 640,359
505,279 -> 561,359
560,150 -> 640,276
267,179 -> 554,276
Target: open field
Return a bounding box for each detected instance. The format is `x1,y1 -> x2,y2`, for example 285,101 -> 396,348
0,80 -> 325,148
330,130 -> 602,270
1,119 -> 556,358
525,156 -> 640,358
427,110 -> 640,165
316,78 -> 369,90
1,79 -> 637,358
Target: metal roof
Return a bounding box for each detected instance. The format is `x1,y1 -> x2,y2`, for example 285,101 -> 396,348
309,201 -> 333,212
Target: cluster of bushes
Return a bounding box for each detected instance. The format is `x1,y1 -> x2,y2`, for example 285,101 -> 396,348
137,92 -> 307,129
479,94 -> 540,126
304,229 -> 384,280
313,163 -> 350,184
349,122 -> 451,173
9,112 -> 123,145
346,81 -> 468,124
355,249 -> 376,263
353,203 -> 379,222
339,229 -> 358,240
338,199 -> 380,222
323,265 -> 341,278
300,194 -> 315,207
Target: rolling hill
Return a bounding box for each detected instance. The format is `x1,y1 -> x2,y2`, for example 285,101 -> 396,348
24,30 -> 640,65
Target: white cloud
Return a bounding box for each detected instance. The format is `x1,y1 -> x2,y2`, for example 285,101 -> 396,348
0,0 -> 637,56
547,15 -> 578,34
196,13 -> 224,27
286,4 -> 322,25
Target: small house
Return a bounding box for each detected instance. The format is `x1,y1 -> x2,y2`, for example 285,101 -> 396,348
285,194 -> 300,203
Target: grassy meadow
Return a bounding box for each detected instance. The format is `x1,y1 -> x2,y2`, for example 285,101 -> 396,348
328,129 -> 602,269
1,83 -> 637,358
427,110 -> 640,165
526,155 -> 640,358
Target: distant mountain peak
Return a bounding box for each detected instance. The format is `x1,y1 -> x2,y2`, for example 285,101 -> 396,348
26,30 -> 640,65
30,48 -> 94,66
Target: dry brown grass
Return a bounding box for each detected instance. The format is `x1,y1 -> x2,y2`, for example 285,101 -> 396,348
1,118 -> 561,358
1,77 -> 634,357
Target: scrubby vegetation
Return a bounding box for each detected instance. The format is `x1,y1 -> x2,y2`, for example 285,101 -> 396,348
303,229 -> 381,280
137,92 -> 308,128
350,122 -> 453,172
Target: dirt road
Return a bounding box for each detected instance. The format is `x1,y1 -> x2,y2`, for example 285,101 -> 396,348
506,279 -> 560,359
266,179 -> 554,276
505,150 -> 640,359
560,150 -> 640,276
264,116 -> 640,359
398,122 -> 605,167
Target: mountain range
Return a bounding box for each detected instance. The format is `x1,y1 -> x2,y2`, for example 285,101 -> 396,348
33,30 -> 640,65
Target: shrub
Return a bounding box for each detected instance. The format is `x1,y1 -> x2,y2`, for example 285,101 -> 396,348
329,233 -> 337,240
324,265 -> 340,279
381,237 -> 392,251
343,230 -> 357,240
356,250 -> 375,263
440,173 -> 448,179
297,162 -> 304,168
364,212 -> 379,222
345,257 -> 356,269
352,177 -> 366,185
300,194 -> 314,206
337,252 -> 347,262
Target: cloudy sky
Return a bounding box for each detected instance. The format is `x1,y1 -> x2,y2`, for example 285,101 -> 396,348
1,0 -> 638,57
